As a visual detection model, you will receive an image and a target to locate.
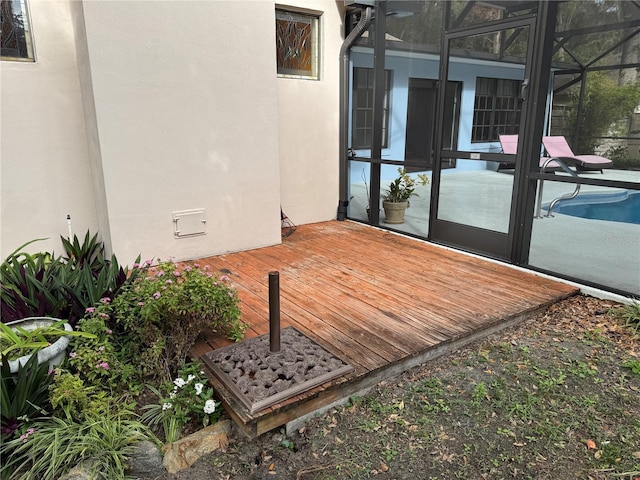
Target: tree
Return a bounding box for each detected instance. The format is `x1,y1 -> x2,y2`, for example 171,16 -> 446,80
567,71 -> 640,153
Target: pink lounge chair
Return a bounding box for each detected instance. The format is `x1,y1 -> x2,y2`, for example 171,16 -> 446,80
498,135 -> 562,171
542,136 -> 613,173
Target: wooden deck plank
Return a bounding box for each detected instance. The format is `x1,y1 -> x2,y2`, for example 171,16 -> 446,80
190,221 -> 578,437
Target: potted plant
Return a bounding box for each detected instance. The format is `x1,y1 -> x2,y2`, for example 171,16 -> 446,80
382,167 -> 429,224
0,317 -> 94,373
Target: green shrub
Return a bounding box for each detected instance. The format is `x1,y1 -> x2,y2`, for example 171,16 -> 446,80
105,259 -> 246,380
0,409 -> 154,480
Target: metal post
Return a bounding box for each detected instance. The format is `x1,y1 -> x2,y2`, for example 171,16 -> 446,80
268,271 -> 281,354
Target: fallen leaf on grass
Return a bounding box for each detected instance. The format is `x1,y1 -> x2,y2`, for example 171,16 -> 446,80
513,442 -> 526,447
584,439 -> 597,450
632,451 -> 640,459
594,450 -> 602,459
380,462 -> 389,472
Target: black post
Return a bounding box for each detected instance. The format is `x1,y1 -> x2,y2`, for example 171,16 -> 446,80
268,271 -> 281,354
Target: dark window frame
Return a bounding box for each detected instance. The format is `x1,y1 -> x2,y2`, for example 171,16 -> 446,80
472,77 -> 522,142
352,67 -> 391,149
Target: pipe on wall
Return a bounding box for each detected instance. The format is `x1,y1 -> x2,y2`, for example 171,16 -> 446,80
337,6 -> 372,221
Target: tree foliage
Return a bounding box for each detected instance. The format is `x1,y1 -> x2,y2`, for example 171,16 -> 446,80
566,72 -> 640,153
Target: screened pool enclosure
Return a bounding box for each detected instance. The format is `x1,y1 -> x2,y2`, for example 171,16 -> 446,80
339,1 -> 640,296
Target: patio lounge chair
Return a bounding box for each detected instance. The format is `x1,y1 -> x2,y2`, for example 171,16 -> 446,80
498,135 -> 562,171
542,136 -> 613,173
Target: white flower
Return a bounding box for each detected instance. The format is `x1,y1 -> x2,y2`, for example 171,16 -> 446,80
203,399 -> 216,414
194,383 -> 204,396
173,377 -> 186,388
187,374 -> 195,383
162,402 -> 173,411
169,391 -> 176,399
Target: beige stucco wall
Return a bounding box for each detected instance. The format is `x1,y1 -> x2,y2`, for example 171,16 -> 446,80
2,0 -> 343,264
277,1 -> 344,225
75,0 -> 283,263
1,0 -> 98,258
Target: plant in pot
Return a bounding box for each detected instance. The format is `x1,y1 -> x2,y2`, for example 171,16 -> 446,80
0,317 -> 95,374
382,167 -> 429,224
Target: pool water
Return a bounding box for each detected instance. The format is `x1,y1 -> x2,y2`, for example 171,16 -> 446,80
551,190 -> 640,225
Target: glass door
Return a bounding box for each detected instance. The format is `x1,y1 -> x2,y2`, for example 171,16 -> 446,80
430,14 -> 536,260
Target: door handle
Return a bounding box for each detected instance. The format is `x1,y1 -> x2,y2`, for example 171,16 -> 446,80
521,79 -> 529,101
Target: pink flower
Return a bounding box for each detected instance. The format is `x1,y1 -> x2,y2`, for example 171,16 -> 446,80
100,297 -> 111,304
220,275 -> 230,282
69,352 -> 77,358
85,307 -> 96,314
206,273 -> 213,278
184,266 -> 192,272
106,329 -> 112,334
228,292 -> 234,298
137,301 -> 145,306
99,313 -> 109,319
173,270 -> 181,277
153,292 -> 161,299
132,262 -> 140,268
156,271 -> 165,277
193,263 -> 200,268
98,346 -> 104,352
166,279 -> 173,285
97,362 -> 110,370
203,265 -> 210,271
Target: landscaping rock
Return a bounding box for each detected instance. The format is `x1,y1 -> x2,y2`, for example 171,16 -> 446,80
162,420 -> 230,474
127,440 -> 165,479
59,460 -> 101,480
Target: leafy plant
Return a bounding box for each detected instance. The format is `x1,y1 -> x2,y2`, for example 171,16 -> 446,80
141,362 -> 221,443
616,300 -> 640,334
57,232 -> 142,326
0,240 -> 67,324
65,313 -> 141,397
382,168 -> 429,203
106,259 -> 246,380
0,353 -> 54,441
0,319 -> 95,361
0,409 -> 155,480
1,232 -> 142,326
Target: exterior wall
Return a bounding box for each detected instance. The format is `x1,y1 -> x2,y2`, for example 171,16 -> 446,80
1,0 -> 98,258
350,49 -> 527,182
75,0 -> 283,263
2,0 -> 344,265
277,1 -> 345,226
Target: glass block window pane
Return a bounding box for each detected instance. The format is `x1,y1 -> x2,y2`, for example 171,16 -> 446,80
352,67 -> 391,149
472,77 -> 522,142
276,10 -> 319,79
1,0 -> 34,61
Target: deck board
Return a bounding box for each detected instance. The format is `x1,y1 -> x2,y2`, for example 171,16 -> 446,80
191,221 -> 578,437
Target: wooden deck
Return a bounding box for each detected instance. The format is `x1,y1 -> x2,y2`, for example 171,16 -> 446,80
191,221 -> 578,438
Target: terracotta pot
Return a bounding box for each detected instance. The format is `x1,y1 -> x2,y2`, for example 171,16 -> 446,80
5,317 -> 72,374
383,201 -> 408,224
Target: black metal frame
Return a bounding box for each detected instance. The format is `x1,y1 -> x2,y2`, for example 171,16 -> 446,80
339,0 -> 640,295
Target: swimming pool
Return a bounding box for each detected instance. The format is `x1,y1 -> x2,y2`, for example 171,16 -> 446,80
549,190 -> 640,224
